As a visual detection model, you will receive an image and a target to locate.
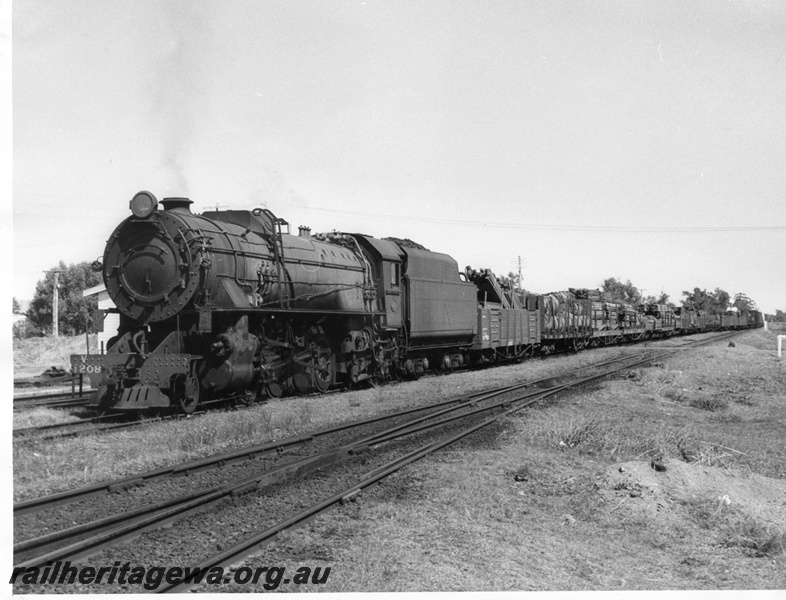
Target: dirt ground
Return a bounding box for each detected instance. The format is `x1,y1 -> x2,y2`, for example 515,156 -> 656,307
602,459 -> 786,531
236,329 -> 786,591
13,335 -> 97,379
13,329 -> 786,592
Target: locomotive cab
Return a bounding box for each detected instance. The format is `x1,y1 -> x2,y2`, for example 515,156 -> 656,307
351,235 -> 404,329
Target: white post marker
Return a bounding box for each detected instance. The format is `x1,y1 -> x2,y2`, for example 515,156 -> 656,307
779,335 -> 786,358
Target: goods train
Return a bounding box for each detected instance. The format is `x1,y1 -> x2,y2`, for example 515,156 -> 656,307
71,192 -> 763,413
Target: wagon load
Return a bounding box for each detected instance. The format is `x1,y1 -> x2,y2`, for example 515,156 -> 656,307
586,293 -> 641,330
640,303 -> 677,330
465,267 -> 522,309
542,290 -> 589,334
570,288 -> 613,302
619,303 -> 641,328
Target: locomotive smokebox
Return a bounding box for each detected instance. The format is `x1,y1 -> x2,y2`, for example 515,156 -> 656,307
105,194 -> 202,323
161,197 -> 193,212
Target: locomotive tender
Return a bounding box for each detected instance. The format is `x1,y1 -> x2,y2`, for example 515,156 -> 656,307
71,192 -> 763,412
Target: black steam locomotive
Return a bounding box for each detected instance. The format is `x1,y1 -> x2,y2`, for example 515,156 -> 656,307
71,192 -> 762,412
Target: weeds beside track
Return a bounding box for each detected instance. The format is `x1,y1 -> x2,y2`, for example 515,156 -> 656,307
15,344 -> 709,589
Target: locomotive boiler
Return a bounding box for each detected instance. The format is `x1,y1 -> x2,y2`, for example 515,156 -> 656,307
74,192 -> 394,411
72,191 -> 479,412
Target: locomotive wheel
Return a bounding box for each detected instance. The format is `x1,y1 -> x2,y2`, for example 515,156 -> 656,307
266,381 -> 284,399
293,372 -> 312,394
173,373 -> 200,414
310,335 -> 334,393
441,354 -> 455,374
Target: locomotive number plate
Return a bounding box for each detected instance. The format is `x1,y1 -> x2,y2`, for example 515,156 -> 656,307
70,353 -> 129,374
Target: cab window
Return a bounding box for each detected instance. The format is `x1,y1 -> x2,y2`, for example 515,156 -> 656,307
391,263 -> 400,287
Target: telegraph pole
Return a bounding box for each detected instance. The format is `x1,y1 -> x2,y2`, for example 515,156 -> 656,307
47,269 -> 63,337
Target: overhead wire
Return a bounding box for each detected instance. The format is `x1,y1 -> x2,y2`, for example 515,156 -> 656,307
306,206 -> 786,233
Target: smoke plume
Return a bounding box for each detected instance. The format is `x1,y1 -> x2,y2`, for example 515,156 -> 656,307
153,2 -> 210,195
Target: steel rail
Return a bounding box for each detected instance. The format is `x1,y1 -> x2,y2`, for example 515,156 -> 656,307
13,382 -> 566,567
13,397 -> 87,411
9,379 -> 553,516
13,350 -> 640,517
14,390 -> 83,402
14,335 -> 738,576
155,337 -> 742,593
13,411 -> 210,441
14,351 -> 654,568
13,330 -> 736,516
14,395 -> 251,440
156,351 -> 666,593
14,413 -> 128,436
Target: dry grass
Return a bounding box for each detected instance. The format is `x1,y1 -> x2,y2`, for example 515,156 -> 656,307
13,334 -> 98,379
14,402 -> 314,500
13,407 -> 84,430
683,496 -> 786,558
12,344 -> 639,500
236,329 -> 786,591
13,329 -> 786,590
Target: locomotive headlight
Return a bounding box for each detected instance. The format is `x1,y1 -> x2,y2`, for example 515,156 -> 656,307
130,191 -> 158,218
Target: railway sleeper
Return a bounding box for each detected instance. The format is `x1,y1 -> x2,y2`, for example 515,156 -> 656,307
340,489 -> 362,505
107,479 -> 145,493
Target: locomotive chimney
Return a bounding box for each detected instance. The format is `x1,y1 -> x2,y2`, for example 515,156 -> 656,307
298,225 -> 311,237
161,197 -> 193,213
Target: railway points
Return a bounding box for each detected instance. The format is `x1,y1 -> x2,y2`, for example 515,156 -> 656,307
13,332 -> 741,591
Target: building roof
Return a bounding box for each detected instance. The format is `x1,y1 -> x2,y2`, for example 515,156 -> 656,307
83,283 -> 107,298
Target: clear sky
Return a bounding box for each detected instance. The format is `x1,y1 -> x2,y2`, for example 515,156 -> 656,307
10,0 -> 786,313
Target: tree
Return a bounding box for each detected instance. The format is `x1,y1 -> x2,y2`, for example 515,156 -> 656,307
656,291 -> 670,305
712,288 -> 730,313
26,261 -> 103,335
732,293 -> 756,311
13,319 -> 41,340
13,297 -> 21,314
681,287 -> 731,315
775,309 -> 785,323
506,271 -> 530,294
600,277 -> 643,305
682,288 -> 712,312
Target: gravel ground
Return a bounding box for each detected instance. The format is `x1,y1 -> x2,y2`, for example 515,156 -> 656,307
13,333 -> 735,593
13,380 -> 539,579
14,401 -> 515,594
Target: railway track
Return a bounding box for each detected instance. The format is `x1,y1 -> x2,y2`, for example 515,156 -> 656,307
12,330 -> 737,439
14,413 -> 127,438
155,333 -> 745,593
12,396 -> 240,442
12,331 -> 742,592
14,347 -> 646,515
13,390 -> 88,411
13,331 -> 737,504
13,344 -> 690,577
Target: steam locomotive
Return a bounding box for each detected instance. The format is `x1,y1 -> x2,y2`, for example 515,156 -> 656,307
71,192 -> 762,412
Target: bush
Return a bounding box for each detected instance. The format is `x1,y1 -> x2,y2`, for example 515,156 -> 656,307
722,520 -> 786,557
688,394 -> 729,412
12,319 -> 44,340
